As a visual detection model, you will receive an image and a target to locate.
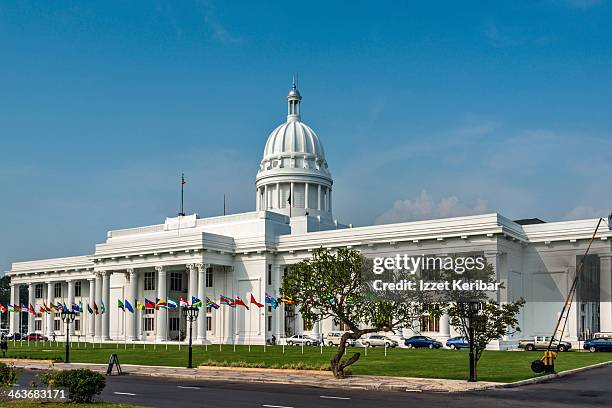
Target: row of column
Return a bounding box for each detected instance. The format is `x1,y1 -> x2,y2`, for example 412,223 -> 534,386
257,182 -> 331,212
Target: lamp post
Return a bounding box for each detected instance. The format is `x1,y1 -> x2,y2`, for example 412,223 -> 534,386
182,305 -> 199,369
60,309 -> 77,363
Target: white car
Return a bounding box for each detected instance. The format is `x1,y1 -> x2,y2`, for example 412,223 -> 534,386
363,334 -> 398,348
285,334 -> 321,346
325,331 -> 356,347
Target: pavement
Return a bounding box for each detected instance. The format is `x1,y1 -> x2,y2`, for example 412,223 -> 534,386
10,363 -> 612,408
1,359 -> 499,392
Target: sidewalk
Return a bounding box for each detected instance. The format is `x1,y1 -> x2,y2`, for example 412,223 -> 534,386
3,359 -> 501,393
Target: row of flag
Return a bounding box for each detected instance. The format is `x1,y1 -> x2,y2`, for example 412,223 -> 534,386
0,294 -> 295,316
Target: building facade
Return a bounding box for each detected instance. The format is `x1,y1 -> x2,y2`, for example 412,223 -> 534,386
6,84 -> 612,348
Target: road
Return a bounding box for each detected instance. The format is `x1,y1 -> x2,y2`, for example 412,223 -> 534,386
14,364 -> 612,408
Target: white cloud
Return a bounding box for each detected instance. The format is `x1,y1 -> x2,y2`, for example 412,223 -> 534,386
375,191 -> 488,224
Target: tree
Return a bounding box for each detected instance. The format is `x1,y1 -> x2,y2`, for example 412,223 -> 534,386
443,261 -> 525,381
282,247 -> 436,378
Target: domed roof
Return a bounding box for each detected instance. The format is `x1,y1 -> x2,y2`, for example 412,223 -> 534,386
263,120 -> 325,160
257,83 -> 331,180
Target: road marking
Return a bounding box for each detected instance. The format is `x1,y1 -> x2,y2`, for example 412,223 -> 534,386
114,392 -> 137,396
262,405 -> 294,408
178,386 -> 201,390
320,395 -> 350,400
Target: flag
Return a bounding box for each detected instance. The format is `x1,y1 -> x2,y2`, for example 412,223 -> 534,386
136,300 -> 145,310
0,304 -> 6,313
87,304 -> 94,314
156,298 -> 167,309
167,298 -> 178,309
250,294 -> 264,308
49,303 -> 56,312
100,301 -> 106,314
265,293 -> 278,309
21,304 -> 28,313
93,302 -> 99,315
191,296 -> 202,308
182,173 -> 186,185
29,304 -> 36,315
7,305 -> 17,313
206,297 -> 220,309
287,192 -> 291,205
179,296 -> 189,307
39,305 -> 46,314
280,296 -> 294,305
220,295 -> 234,307
117,299 -> 125,311
234,296 -> 249,309
71,303 -> 80,313
125,299 -> 134,313
55,302 -> 63,310
79,301 -> 83,312
144,298 -> 156,309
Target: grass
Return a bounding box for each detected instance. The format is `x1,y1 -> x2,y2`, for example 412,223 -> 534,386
2,340 -> 611,383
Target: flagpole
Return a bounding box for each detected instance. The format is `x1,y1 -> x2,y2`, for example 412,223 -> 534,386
248,298 -> 251,353
233,297 -> 236,352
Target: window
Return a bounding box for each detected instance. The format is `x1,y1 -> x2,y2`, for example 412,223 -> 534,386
53,319 -> 60,331
144,317 -> 154,331
169,317 -> 180,331
267,264 -> 272,285
35,320 -> 42,331
419,315 -> 440,332
74,319 -> 80,332
144,309 -> 154,315
54,283 -> 62,298
170,272 -> 183,292
206,316 -> 212,331
35,284 -> 43,299
205,267 -> 213,288
144,272 -> 155,291
75,281 -> 81,297
267,315 -> 272,331
206,306 -> 212,313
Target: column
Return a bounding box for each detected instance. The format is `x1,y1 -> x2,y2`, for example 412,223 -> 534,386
67,280 -> 75,335
600,255 -> 612,332
317,185 -> 321,211
196,263 -> 208,343
46,282 -> 54,338
328,189 -> 332,212
274,266 -> 284,339
88,278 -> 96,339
276,182 -> 280,209
28,284 -> 36,334
94,273 -> 102,340
156,266 -> 168,341
484,251 -> 502,304
102,272 -> 111,340
9,283 -> 19,334
264,185 -> 268,209
439,313 -> 451,341
305,182 -> 309,210
127,269 -> 138,341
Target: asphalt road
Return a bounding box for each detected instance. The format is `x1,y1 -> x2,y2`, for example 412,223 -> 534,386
14,364 -> 612,408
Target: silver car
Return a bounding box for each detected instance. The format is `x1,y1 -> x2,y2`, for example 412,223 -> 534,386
363,334 -> 398,348
286,334 -> 321,346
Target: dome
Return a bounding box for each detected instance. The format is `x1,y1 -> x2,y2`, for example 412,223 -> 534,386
262,121 -> 326,161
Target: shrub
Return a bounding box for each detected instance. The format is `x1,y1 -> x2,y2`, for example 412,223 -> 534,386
0,363 -> 17,387
49,369 -> 106,403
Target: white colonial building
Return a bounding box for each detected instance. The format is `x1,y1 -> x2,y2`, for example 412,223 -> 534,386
6,83 -> 612,348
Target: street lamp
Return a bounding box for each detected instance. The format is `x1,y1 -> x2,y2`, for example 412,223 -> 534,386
182,305 -> 199,369
60,309 -> 77,363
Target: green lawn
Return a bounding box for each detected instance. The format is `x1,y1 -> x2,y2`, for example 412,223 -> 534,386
2,340 -> 611,383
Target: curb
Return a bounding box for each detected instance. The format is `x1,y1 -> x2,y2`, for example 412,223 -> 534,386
499,360 -> 612,389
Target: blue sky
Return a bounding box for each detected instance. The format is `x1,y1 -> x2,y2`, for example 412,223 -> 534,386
1,1 -> 611,272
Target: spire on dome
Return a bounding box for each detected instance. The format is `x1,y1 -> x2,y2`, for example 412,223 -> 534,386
287,77 -> 302,121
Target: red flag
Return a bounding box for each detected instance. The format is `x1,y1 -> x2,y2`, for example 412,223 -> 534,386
93,302 -> 99,315
249,294 -> 264,308
182,174 -> 186,185
234,296 -> 249,309
29,304 -> 36,316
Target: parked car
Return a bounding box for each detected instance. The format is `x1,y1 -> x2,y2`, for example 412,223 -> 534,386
363,335 -> 398,348
6,333 -> 23,340
518,336 -> 571,352
24,333 -> 48,341
583,338 -> 612,352
593,332 -> 612,339
285,334 -> 320,346
446,336 -> 469,350
325,332 -> 356,347
404,336 -> 443,349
